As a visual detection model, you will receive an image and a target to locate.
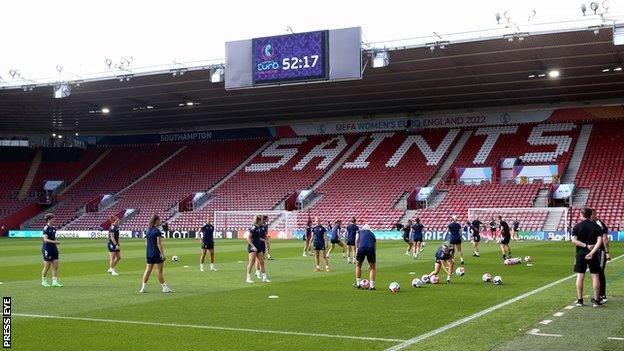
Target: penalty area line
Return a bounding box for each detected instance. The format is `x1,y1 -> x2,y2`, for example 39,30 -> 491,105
385,253 -> 624,351
13,313 -> 405,343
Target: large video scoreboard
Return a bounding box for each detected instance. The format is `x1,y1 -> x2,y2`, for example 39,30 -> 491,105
225,27 -> 361,90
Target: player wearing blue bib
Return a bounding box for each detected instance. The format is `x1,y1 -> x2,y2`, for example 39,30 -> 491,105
41,213 -> 62,287
427,242 -> 455,284
312,218 -> 331,272
354,224 -> 377,290
246,215 -> 270,283
140,215 -> 173,293
410,218 -> 426,259
447,215 -> 464,265
198,214 -> 217,272
327,220 -> 346,259
345,218 -> 359,264
107,216 -> 121,276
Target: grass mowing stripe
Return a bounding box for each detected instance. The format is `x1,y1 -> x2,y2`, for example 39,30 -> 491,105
12,313 -> 406,343
385,253 -> 624,351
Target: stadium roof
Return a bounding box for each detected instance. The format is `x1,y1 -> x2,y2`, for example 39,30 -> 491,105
1,27 -> 623,135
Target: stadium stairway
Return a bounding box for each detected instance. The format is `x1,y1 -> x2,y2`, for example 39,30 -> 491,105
426,130 -> 472,187
561,124 -> 593,183
426,191 -> 447,209
59,149 -> 111,196
398,209 -> 418,225
571,188 -> 590,207
18,149 -> 42,200
543,208 -> 566,231
532,189 -> 550,207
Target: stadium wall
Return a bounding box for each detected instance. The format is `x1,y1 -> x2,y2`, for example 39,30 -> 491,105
87,107 -> 624,145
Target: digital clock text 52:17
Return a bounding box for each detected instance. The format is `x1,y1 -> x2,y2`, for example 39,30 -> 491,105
281,55 -> 319,70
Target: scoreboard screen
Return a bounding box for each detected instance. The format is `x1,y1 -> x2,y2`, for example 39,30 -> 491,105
252,30 -> 328,85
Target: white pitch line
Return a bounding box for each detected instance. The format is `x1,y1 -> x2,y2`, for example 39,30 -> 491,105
553,312 -> 564,317
385,253 -> 624,351
608,337 -> 624,341
539,320 -> 553,325
13,313 -> 404,343
564,305 -> 575,310
526,328 -> 562,337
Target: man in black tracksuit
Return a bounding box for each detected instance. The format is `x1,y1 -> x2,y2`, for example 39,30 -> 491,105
571,208 -> 604,307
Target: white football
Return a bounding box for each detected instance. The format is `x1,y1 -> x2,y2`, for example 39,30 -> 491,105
524,256 -> 532,263
493,275 -> 503,285
389,282 -> 401,293
421,274 -> 431,283
412,278 -> 423,288
430,275 -> 440,284
359,279 -> 370,289
455,267 -> 465,277
482,273 -> 492,283
172,255 -> 179,262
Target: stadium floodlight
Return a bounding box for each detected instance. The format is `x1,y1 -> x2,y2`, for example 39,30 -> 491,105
548,70 -> 560,78
186,101 -> 195,106
52,133 -> 56,137
602,68 -> 611,72
495,12 -> 501,24
101,107 -> 110,114
53,84 -> 71,99
75,133 -> 79,136
581,3 -> 587,16
503,11 -> 511,22
615,67 -> 623,71
590,1 -> 599,13
211,68 -> 225,83
372,50 -> 390,68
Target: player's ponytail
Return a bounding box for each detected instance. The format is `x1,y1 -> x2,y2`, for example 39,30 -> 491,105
148,214 -> 161,228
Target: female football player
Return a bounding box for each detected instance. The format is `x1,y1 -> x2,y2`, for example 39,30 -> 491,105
303,218 -> 313,256
447,215 -> 464,265
107,216 -> 121,275
353,224 -> 377,290
41,213 -> 62,287
327,220 -> 345,259
410,218 -> 425,259
467,221 -> 480,257
402,219 -> 413,256
312,218 -> 331,272
140,214 -> 173,293
246,215 -> 270,283
198,214 -> 217,272
427,242 -> 455,284
345,217 -> 359,263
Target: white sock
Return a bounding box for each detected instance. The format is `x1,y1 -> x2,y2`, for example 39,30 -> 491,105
210,263 -> 215,269
356,278 -> 361,284
161,283 -> 168,289
52,277 -> 58,283
256,270 -> 260,275
200,263 -> 204,269
141,283 -> 147,290
370,281 -> 375,288
42,277 -> 47,283
246,274 -> 252,280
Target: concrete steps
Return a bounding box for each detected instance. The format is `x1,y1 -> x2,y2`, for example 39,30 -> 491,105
18,149 -> 42,199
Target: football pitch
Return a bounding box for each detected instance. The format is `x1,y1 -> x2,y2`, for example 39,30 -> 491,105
1,238 -> 623,350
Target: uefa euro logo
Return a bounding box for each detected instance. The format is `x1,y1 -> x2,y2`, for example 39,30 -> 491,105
262,44 -> 275,60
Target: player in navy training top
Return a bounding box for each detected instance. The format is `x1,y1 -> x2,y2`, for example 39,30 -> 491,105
410,218 -> 426,259
198,214 -> 217,272
107,216 -> 121,276
41,213 -> 63,287
591,209 -> 609,303
303,219 -> 313,257
254,215 -> 271,279
467,221 -> 480,257
327,220 -> 346,259
402,219 -> 413,257
312,218 -> 331,272
447,215 -> 464,265
427,242 -> 455,284
245,215 -> 270,283
140,214 -> 173,293
498,215 -> 512,260
354,224 -> 377,290
345,218 -> 359,264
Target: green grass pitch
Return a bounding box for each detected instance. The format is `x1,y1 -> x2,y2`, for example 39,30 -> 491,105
1,237 -> 622,350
